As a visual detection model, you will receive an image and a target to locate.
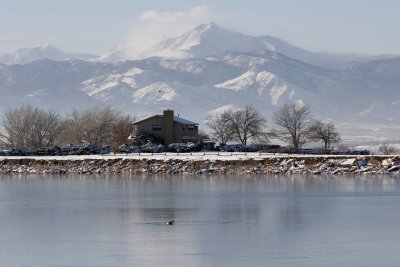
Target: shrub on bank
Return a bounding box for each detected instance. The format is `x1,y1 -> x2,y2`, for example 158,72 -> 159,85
168,142 -> 202,152
118,142 -> 165,153
221,144 -> 273,152
0,144 -> 111,156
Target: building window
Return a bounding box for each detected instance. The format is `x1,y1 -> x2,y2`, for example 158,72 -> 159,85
188,125 -> 194,130
182,125 -> 186,130
152,125 -> 162,131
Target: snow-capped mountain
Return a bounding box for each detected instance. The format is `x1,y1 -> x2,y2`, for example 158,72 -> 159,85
1,23 -> 400,142
101,23 -> 377,70
141,23 -> 264,59
1,49 -> 400,142
0,44 -> 97,65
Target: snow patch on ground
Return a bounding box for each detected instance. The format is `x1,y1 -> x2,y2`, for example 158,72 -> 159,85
0,153 -> 376,161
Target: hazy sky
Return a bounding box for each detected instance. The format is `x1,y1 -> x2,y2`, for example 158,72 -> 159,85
1,0 -> 400,55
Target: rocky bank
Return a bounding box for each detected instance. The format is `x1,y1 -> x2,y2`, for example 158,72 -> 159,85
0,156 -> 399,176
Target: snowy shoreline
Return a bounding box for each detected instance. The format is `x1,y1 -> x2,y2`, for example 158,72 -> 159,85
0,153 -> 399,175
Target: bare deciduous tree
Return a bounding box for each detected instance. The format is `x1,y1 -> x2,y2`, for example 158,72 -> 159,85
378,143 -> 398,155
309,120 -> 341,152
336,143 -> 350,153
229,106 -> 268,145
59,109 -> 86,145
0,105 -> 62,150
111,115 -> 133,152
60,106 -> 122,146
205,110 -> 235,144
273,102 -> 312,152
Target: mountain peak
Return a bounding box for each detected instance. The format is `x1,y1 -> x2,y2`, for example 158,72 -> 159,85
140,23 -> 263,59
40,43 -> 59,51
0,44 -> 98,65
96,23 -> 370,69
193,22 -> 220,32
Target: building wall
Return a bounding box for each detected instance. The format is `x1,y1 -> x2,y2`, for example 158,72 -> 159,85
132,111 -> 199,145
162,110 -> 174,145
133,116 -> 165,142
173,122 -> 198,143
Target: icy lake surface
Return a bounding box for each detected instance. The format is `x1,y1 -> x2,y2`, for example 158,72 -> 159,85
1,174 -> 400,267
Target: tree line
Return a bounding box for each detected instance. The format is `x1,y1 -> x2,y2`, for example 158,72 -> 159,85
206,102 -> 341,152
0,102 -> 341,153
0,105 -> 132,152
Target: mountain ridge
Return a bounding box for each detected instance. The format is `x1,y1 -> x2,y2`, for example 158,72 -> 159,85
0,44 -> 98,65
0,24 -> 399,142
100,23 -> 391,70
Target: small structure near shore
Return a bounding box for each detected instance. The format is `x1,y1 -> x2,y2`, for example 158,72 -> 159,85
131,110 -> 199,146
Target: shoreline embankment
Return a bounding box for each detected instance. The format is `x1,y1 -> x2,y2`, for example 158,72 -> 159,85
0,153 -> 399,175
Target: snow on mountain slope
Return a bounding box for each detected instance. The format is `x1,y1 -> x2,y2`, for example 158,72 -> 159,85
132,82 -> 178,104
255,35 -> 369,70
208,104 -> 241,115
141,23 -> 264,59
257,71 -> 288,105
80,65 -> 186,105
0,44 -> 97,65
0,59 -> 112,113
127,58 -> 243,86
99,23 -> 380,70
216,69 -> 290,105
1,51 -> 400,142
215,70 -> 256,90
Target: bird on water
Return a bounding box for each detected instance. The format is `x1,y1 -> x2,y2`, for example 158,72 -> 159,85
166,220 -> 174,225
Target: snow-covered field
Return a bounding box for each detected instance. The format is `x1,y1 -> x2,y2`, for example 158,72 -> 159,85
0,152 -> 396,161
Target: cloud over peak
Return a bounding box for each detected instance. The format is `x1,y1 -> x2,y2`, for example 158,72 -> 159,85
139,5 -> 210,23
121,6 -> 211,59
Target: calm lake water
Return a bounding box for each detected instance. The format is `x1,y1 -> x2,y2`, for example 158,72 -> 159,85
1,174 -> 400,267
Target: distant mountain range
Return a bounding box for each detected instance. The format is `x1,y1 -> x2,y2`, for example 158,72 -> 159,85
0,23 -> 399,143
99,23 -> 390,70
0,44 -> 97,65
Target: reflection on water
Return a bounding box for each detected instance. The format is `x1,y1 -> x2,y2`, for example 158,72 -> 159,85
1,174 -> 400,266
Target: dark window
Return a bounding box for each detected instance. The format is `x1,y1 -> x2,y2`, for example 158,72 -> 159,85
188,125 -> 194,130
182,125 -> 186,130
152,125 -> 161,131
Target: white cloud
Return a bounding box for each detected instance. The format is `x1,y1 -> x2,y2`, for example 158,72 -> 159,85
122,6 -> 211,58
139,6 -> 210,23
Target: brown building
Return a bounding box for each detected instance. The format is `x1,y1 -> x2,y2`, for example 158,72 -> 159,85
131,110 -> 199,145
